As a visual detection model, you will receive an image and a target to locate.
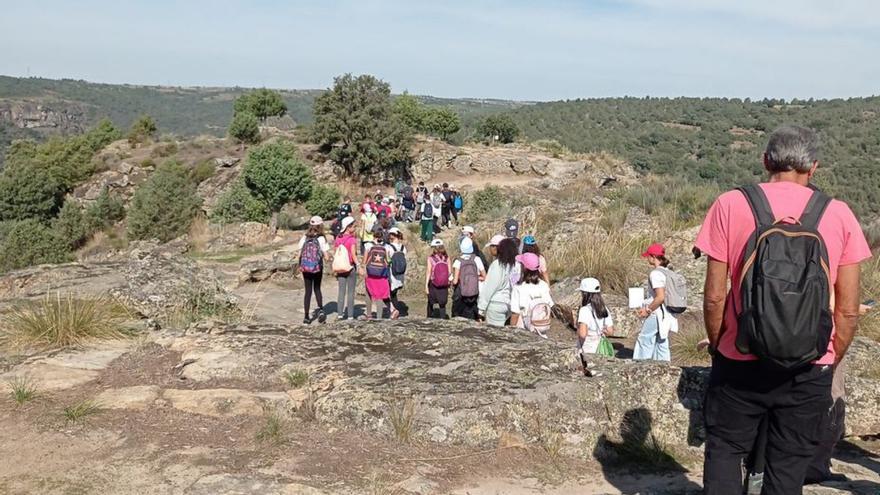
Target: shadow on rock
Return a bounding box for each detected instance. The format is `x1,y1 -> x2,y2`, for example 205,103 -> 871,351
594,408 -> 702,495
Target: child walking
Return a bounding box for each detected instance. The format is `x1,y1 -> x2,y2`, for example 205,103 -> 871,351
576,277 -> 615,377
297,216 -> 331,324
387,227 -> 407,315
360,224 -> 398,320
425,239 -> 451,318
332,216 -> 359,321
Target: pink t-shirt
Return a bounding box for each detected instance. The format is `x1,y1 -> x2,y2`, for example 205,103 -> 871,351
694,181 -> 871,364
334,234 -> 358,265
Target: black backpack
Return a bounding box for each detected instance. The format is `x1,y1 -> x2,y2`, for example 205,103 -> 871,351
736,184 -> 833,370
390,244 -> 407,276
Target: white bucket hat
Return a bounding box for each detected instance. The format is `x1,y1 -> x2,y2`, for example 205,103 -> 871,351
340,216 -> 356,232
309,215 -> 323,226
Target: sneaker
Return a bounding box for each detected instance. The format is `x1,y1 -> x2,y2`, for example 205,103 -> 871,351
303,317 -> 311,325
317,311 -> 327,323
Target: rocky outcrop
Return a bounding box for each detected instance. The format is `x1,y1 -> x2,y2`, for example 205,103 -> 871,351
0,100 -> 87,133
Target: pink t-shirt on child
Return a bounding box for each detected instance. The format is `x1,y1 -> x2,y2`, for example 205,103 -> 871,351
334,234 -> 358,265
694,181 -> 871,364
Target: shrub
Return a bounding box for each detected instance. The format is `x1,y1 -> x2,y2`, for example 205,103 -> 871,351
150,141 -> 178,158
0,293 -> 131,350
304,184 -> 341,218
464,186 -> 509,223
211,181 -> 270,224
228,111 -> 261,145
533,139 -> 570,158
0,219 -> 69,273
242,141 -> 313,233
284,370 -> 309,388
189,159 -> 216,184
477,114 -> 520,144
53,201 -> 90,250
85,189 -> 126,231
423,107 -> 461,140
0,164 -> 63,222
127,115 -> 158,145
127,161 -> 202,242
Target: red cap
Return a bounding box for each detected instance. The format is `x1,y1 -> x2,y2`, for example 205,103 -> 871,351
641,243 -> 666,258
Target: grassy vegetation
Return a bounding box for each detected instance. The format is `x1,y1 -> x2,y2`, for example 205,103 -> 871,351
283,370 -> 309,389
160,287 -> 241,328
63,400 -> 100,423
546,228 -> 643,294
861,254 -> 880,343
0,293 -> 132,350
670,316 -> 712,367
7,376 -> 37,405
255,410 -> 287,445
388,398 -> 417,444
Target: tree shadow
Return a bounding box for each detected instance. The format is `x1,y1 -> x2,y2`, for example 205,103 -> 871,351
594,408 -> 703,494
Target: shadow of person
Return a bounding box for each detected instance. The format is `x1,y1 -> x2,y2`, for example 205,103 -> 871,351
836,439 -> 880,475
613,341 -> 634,359
594,408 -> 702,495
676,366 -> 710,447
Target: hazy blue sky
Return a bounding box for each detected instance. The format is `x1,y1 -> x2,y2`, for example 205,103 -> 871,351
2,0 -> 878,100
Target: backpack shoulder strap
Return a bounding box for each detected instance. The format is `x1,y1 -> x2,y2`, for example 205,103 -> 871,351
799,190 -> 832,230
737,184 -> 775,227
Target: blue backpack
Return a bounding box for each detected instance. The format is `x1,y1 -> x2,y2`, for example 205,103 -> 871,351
453,194 -> 463,210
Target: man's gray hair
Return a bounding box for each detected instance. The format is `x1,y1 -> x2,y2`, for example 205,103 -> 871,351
764,125 -> 819,173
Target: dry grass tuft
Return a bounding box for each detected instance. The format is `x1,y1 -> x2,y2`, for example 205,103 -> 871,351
7,376 -> 38,405
63,400 -> 101,423
670,315 -> 711,367
255,409 -> 287,445
297,388 -> 318,422
283,369 -> 309,389
546,228 -> 642,293
0,293 -> 133,350
187,214 -> 211,254
388,397 -> 417,444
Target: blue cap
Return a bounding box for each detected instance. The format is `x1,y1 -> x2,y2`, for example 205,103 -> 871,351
523,235 -> 536,246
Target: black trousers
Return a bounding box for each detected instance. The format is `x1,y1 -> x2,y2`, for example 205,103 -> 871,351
703,355 -> 833,495
805,398 -> 846,483
302,271 -> 323,316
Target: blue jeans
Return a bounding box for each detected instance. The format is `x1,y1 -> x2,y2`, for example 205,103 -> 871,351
633,314 -> 670,361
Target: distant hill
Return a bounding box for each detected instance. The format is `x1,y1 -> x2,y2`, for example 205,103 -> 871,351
0,75 -> 522,136
495,96 -> 880,219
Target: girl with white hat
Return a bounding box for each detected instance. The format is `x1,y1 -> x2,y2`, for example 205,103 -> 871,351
297,216 -> 331,324
577,277 -> 616,376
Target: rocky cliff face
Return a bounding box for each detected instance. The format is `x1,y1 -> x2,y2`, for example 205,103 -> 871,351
0,99 -> 87,134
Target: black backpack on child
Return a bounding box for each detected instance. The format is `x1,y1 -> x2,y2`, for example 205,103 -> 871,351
390,244 -> 407,276
736,184 -> 833,371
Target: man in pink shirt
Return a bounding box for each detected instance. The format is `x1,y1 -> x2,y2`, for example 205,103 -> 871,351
695,125 -> 871,494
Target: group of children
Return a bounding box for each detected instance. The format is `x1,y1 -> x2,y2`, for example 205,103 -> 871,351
300,195 -> 676,378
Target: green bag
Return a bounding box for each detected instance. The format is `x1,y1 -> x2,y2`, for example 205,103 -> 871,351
596,336 -> 615,358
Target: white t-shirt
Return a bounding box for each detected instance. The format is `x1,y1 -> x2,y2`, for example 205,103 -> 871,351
647,268 -> 667,318
297,235 -> 330,253
578,306 -> 613,354
510,281 -> 554,329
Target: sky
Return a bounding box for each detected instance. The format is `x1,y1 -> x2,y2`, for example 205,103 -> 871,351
1,0 -> 879,101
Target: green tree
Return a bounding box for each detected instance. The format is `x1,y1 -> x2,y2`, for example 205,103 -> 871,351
233,89 -> 287,122
85,118 -> 122,149
228,111 -> 261,146
312,73 -> 412,177
53,201 -> 90,250
0,219 -> 69,273
477,115 -> 520,144
424,107 -> 461,140
393,92 -> 425,131
85,188 -> 126,231
127,161 -> 202,242
304,184 -> 341,218
127,115 -> 158,145
242,142 -> 313,234
0,164 -> 63,221
210,181 -> 270,224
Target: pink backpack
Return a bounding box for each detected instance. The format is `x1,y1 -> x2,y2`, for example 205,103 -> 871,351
431,255 -> 450,288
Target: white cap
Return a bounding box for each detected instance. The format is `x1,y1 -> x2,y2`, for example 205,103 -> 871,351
462,225 -> 475,235
388,227 -> 401,235
340,216 -> 356,232
579,277 -> 601,293
309,215 -> 323,226
430,239 -> 444,247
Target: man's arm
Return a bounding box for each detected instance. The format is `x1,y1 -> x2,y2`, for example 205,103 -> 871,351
703,257 -> 728,348
833,263 -> 862,362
